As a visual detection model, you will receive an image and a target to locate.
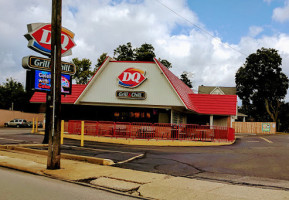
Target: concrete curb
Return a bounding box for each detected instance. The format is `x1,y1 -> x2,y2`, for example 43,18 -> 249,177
64,134 -> 236,146
0,145 -> 114,166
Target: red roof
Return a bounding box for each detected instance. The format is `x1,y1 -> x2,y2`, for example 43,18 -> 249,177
30,84 -> 86,104
154,58 -> 196,111
189,94 -> 237,115
154,58 -> 237,115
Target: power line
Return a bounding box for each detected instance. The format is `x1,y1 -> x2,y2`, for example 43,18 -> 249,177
155,0 -> 248,57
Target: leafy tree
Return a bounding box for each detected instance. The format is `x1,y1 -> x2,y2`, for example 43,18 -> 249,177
72,58 -> 93,84
159,58 -> 172,69
94,53 -> 108,72
235,48 -> 289,125
135,43 -> 156,61
113,42 -> 171,66
114,42 -> 135,61
180,72 -> 193,88
0,78 -> 31,111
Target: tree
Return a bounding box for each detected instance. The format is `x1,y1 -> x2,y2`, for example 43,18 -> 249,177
113,42 -> 171,66
72,58 -> 93,84
94,53 -> 108,72
0,78 -> 31,111
180,72 -> 193,88
114,42 -> 135,61
159,58 -> 172,69
235,48 -> 289,125
135,43 -> 156,61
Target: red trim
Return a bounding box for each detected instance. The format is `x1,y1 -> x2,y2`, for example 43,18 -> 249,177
154,58 -> 196,110
85,56 -> 110,86
73,56 -> 111,104
110,60 -> 155,63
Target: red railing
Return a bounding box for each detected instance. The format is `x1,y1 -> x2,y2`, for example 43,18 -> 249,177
66,120 -> 235,142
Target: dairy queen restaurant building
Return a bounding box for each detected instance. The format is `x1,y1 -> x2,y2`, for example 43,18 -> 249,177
30,57 -> 237,141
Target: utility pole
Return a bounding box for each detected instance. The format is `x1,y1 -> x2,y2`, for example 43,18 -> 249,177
47,0 -> 62,169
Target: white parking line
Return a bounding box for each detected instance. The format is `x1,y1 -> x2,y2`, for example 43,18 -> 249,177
259,137 -> 273,143
62,145 -> 141,154
0,137 -> 25,142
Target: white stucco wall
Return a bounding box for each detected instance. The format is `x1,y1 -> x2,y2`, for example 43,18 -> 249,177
77,62 -> 184,108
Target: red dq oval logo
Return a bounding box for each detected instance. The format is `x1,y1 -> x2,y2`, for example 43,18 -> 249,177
25,23 -> 76,57
118,68 -> 146,88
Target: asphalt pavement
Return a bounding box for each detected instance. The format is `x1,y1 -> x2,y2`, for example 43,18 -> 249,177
1,128 -> 289,199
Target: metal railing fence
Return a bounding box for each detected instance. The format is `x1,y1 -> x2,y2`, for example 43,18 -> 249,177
65,120 -> 235,142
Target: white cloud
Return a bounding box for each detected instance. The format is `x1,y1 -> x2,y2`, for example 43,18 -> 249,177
272,0 -> 289,23
0,0 -> 289,99
248,26 -> 264,37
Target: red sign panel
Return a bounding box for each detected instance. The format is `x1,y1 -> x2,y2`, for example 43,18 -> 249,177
25,23 -> 76,57
118,68 -> 146,88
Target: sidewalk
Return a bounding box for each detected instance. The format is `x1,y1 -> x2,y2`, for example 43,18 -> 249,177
0,144 -> 289,200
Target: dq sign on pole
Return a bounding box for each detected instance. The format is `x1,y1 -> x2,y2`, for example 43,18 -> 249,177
24,23 -> 76,57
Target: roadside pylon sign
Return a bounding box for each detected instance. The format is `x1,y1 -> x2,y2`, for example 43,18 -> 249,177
24,23 -> 76,57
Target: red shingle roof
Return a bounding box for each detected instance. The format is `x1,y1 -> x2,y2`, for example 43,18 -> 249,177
189,94 -> 237,115
154,58 -> 197,111
30,84 -> 86,104
154,58 -> 237,115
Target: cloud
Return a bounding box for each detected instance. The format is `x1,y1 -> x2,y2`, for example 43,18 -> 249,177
248,26 -> 264,37
272,0 -> 289,23
0,0 -> 288,100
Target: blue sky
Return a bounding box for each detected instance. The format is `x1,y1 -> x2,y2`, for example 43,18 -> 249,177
185,0 -> 289,43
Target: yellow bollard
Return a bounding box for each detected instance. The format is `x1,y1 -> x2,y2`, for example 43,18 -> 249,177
81,121 -> 84,147
61,120 -> 64,145
35,117 -> 38,133
31,118 -> 35,133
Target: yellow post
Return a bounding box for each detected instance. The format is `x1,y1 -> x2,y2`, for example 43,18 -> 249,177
81,121 -> 84,147
31,118 -> 35,133
35,117 -> 38,133
61,120 -> 64,145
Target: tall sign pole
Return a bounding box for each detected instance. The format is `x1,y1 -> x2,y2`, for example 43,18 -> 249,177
47,0 -> 62,169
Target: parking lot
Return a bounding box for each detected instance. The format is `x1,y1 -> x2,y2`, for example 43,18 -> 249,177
1,128 -> 289,188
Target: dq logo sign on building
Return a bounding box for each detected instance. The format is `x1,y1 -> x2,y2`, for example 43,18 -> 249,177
24,23 -> 76,57
118,68 -> 147,88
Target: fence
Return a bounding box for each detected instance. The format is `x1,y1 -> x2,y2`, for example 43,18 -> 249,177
232,122 -> 276,134
66,120 -> 235,142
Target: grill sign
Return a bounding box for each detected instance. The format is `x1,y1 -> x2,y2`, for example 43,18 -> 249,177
116,91 -> 146,100
118,68 -> 146,88
22,55 -> 76,75
24,23 -> 76,57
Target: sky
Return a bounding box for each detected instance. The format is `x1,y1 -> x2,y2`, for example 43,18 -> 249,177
0,0 -> 289,95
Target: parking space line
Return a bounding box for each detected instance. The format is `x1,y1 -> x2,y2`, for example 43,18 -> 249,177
0,137 -> 25,142
62,144 -> 141,155
259,137 -> 273,143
